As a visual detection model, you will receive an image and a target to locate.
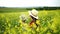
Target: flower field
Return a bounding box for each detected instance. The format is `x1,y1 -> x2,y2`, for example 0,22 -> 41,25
0,10 -> 60,34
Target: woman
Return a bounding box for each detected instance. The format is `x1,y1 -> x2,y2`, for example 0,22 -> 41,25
28,9 -> 38,27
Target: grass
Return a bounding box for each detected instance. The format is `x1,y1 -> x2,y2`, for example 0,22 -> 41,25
0,9 -> 60,34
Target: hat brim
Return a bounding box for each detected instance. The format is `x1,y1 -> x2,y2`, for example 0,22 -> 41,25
28,11 -> 38,19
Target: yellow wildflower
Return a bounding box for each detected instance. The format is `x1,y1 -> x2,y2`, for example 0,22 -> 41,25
36,20 -> 40,25
36,27 -> 40,32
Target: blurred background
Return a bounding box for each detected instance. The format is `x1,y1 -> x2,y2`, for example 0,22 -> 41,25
0,0 -> 60,34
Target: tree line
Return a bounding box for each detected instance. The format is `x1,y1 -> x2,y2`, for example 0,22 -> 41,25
26,7 -> 60,10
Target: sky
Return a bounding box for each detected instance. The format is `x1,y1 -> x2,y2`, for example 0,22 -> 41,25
0,0 -> 60,7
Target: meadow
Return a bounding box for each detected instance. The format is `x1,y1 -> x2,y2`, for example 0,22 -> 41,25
0,8 -> 60,34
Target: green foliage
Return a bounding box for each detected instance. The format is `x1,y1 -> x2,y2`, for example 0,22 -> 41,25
0,10 -> 60,34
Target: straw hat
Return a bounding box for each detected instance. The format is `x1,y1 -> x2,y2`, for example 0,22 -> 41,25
28,9 -> 38,19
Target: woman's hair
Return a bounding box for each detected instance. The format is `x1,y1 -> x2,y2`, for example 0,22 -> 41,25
30,15 -> 37,22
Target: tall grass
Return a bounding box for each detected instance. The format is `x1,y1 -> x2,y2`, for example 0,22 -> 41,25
0,10 -> 60,34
